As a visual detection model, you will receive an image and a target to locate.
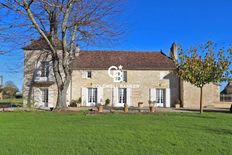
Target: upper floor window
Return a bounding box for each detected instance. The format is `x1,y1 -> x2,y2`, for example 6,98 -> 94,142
87,71 -> 92,79
123,71 -> 127,82
41,61 -> 49,77
81,71 -> 92,79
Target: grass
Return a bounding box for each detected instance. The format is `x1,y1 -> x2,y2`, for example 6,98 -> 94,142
0,112 -> 231,155
0,98 -> 23,107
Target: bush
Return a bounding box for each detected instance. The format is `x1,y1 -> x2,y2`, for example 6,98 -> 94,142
105,99 -> 110,106
3,87 -> 17,98
70,98 -> 81,107
70,100 -> 78,107
77,97 -> 81,104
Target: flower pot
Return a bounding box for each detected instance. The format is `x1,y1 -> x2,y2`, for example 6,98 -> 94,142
98,105 -> 104,113
175,104 -> 180,108
124,106 -> 128,113
149,106 -> 155,113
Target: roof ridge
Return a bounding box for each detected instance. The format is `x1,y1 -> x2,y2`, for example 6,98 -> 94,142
80,50 -> 161,53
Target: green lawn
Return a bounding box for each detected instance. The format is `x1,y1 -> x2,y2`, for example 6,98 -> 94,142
0,112 -> 231,155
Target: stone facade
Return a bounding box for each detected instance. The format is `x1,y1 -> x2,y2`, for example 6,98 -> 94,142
181,81 -> 220,109
23,49 -> 220,109
71,70 -> 179,107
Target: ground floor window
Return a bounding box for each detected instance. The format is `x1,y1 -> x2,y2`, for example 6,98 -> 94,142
156,89 -> 165,104
118,88 -> 127,104
88,88 -> 97,104
41,88 -> 49,107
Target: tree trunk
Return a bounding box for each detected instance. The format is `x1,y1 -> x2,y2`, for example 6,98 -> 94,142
52,58 -> 71,109
56,86 -> 68,109
200,87 -> 203,114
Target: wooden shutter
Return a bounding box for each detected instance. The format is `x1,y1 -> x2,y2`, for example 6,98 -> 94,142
126,88 -> 132,106
81,71 -> 87,79
113,87 -> 118,107
150,88 -> 156,102
97,87 -> 103,104
165,88 -> 171,107
81,87 -> 88,106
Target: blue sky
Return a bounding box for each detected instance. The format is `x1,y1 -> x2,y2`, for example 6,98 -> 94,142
0,0 -> 231,90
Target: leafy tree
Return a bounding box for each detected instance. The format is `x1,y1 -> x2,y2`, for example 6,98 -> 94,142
173,41 -> 230,113
2,81 -> 18,98
5,81 -> 19,91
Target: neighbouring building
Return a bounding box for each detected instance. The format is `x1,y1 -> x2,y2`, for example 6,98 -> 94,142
220,82 -> 232,102
23,38 -> 220,109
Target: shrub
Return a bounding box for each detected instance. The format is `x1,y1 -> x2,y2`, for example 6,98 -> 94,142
77,97 -> 81,104
105,99 -> 110,106
70,100 -> 78,107
3,87 -> 17,98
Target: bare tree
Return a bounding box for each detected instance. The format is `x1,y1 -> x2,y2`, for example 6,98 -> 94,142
0,0 -> 123,109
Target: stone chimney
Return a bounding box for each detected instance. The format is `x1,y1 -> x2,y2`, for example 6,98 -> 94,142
74,46 -> 80,57
170,42 -> 178,60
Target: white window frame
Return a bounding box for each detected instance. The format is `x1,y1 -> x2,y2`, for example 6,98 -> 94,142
118,88 -> 127,104
88,88 -> 97,105
156,89 -> 165,104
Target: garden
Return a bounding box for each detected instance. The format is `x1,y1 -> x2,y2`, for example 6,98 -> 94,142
0,111 -> 231,155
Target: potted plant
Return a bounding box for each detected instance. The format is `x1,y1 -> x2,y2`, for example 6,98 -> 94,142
105,99 -> 110,107
175,99 -> 181,108
138,102 -> 143,112
70,100 -> 78,107
98,103 -> 104,112
77,97 -> 82,107
97,99 -> 104,112
149,100 -> 155,112
124,103 -> 128,113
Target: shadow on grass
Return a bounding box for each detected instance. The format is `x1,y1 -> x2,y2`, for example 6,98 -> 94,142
177,108 -> 231,114
178,125 -> 232,136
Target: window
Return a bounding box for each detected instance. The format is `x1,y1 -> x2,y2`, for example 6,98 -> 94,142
41,61 -> 49,77
41,88 -> 49,107
123,71 -> 127,82
156,89 -> 165,104
118,88 -> 127,104
88,88 -> 97,104
87,71 -> 92,79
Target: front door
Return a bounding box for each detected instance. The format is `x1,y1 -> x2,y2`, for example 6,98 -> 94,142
156,89 -> 165,107
87,88 -> 97,106
117,88 -> 127,107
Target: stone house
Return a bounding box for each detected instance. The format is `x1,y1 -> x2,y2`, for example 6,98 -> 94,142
23,39 -> 220,108
220,82 -> 232,102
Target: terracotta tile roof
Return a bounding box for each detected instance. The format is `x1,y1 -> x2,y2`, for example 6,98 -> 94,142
73,50 -> 176,70
23,36 -> 62,50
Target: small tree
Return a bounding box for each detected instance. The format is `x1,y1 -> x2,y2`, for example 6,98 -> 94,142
174,41 -> 230,114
